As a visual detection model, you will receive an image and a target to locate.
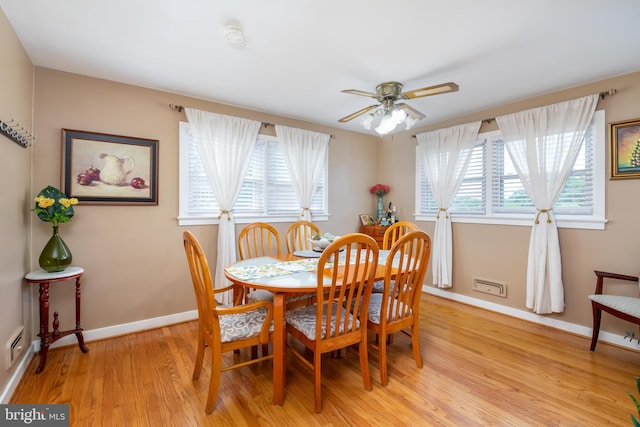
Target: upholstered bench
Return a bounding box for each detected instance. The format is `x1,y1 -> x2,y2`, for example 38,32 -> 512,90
588,270 -> 640,351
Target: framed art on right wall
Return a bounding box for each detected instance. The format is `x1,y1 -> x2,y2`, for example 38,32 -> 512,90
610,118 -> 640,179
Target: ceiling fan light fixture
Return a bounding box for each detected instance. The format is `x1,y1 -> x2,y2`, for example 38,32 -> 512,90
374,113 -> 395,135
361,113 -> 374,130
391,108 -> 406,122
339,80 -> 458,134
404,115 -> 418,130
374,108 -> 408,135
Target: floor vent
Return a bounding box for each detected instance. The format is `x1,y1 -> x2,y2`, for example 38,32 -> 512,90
472,277 -> 507,298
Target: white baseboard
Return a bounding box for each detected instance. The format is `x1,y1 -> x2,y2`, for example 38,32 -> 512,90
424,286 -> 640,352
1,309 -> 197,403
0,345 -> 35,404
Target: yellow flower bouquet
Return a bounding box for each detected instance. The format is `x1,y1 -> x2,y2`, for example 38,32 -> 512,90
33,186 -> 78,226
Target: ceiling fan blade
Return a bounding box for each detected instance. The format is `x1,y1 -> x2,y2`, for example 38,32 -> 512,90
338,104 -> 379,123
341,89 -> 379,98
402,82 -> 459,99
396,103 -> 426,120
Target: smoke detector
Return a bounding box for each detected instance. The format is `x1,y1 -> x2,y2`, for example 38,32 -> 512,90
224,25 -> 245,48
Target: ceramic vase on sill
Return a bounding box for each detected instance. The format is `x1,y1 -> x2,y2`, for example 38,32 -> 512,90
377,195 -> 385,222
39,225 -> 72,273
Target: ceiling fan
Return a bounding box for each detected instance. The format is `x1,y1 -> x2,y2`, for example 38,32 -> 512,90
338,81 -> 459,133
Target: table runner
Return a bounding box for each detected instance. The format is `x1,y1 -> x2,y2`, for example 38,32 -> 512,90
225,258 -> 320,281
226,251 -> 381,282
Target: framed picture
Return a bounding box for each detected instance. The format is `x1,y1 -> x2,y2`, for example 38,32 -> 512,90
359,214 -> 372,226
62,129 -> 159,204
610,118 -> 640,179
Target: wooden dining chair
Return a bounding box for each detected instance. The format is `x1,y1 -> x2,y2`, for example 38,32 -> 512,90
366,230 -> 431,386
588,270 -> 640,351
285,220 -> 321,253
372,221 -> 420,293
285,220 -> 322,308
182,231 -> 274,413
237,222 -> 282,302
238,221 -> 282,260
285,233 -> 379,412
382,221 -> 420,250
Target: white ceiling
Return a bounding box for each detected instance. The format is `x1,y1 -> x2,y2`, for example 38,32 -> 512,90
2,1 -> 640,136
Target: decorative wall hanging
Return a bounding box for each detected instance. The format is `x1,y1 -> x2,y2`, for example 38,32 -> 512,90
62,129 -> 159,204
610,118 -> 640,179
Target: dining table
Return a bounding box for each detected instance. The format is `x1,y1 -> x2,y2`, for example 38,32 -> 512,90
224,249 -> 393,405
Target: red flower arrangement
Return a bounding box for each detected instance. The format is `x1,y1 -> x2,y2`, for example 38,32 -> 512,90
370,183 -> 390,197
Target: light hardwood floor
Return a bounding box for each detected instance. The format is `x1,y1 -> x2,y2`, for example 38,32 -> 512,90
10,294 -> 640,426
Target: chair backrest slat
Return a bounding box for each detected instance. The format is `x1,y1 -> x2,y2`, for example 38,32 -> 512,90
286,220 -> 321,253
382,221 -> 420,250
238,222 -> 282,260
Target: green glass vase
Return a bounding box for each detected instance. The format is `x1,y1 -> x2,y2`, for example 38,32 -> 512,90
377,195 -> 385,221
39,225 -> 72,272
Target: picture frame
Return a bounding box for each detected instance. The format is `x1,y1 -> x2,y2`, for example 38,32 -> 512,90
610,118 -> 640,179
62,129 -> 159,205
359,214 -> 371,226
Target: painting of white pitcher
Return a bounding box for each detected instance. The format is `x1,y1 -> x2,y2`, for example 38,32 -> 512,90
98,153 -> 136,185
62,129 -> 158,205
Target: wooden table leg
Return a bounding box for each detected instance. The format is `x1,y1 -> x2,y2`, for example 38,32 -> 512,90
272,293 -> 286,405
74,276 -> 89,353
36,282 -> 50,374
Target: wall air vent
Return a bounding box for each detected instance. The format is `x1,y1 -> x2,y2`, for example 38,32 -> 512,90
472,277 -> 507,298
5,326 -> 24,370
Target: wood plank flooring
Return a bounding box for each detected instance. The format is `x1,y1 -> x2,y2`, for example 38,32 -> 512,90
10,294 -> 640,426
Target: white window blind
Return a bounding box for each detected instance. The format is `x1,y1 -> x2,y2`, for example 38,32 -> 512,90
178,122 -> 328,225
490,127 -> 594,215
418,140 -> 486,214
416,110 -> 605,229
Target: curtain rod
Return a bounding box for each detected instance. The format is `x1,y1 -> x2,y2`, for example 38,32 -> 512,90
169,104 -> 334,137
410,88 -> 617,139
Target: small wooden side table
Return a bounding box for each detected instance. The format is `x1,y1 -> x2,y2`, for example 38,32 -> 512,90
25,266 -> 89,374
359,224 -> 388,247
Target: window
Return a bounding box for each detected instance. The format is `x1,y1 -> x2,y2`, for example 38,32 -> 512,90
178,122 -> 328,225
415,110 -> 606,229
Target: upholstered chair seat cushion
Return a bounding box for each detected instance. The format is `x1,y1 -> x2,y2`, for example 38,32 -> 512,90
371,279 -> 395,293
365,293 -> 411,324
248,289 -> 275,302
371,279 -> 384,293
219,307 -> 273,343
588,294 -> 640,317
286,302 -> 359,340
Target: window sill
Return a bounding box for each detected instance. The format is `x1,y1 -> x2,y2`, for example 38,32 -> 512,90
178,214 -> 329,226
413,213 -> 607,230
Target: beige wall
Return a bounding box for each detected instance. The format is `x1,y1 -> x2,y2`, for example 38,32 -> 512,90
31,68 -> 380,334
0,9 -> 34,395
2,9 -> 640,399
379,71 -> 640,336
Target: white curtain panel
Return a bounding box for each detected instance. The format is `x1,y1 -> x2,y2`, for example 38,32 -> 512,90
416,121 -> 481,288
185,108 -> 261,304
275,125 -> 330,221
496,94 -> 598,314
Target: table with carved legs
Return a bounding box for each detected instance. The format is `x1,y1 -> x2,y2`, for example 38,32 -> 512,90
25,266 -> 89,374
